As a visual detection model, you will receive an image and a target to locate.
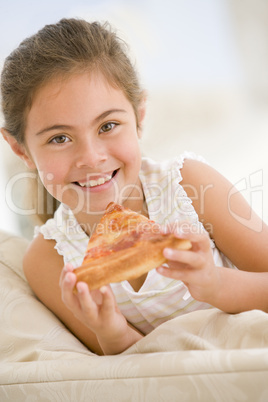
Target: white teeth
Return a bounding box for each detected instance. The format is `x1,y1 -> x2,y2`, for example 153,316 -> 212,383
78,175 -> 112,188
97,178 -> 105,185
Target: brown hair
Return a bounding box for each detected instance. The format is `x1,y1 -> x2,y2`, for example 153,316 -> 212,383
1,18 -> 144,144
0,18 -> 144,224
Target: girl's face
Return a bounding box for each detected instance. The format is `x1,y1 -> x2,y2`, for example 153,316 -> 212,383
20,72 -> 145,221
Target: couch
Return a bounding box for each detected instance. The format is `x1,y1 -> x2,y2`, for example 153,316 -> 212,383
1,229 -> 268,401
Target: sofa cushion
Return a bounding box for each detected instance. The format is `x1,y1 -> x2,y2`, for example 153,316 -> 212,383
0,230 -> 29,281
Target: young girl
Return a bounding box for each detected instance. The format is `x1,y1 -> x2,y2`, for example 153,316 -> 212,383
1,18 -> 268,356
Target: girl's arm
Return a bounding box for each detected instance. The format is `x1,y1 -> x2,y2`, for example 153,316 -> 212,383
158,158 -> 268,313
23,234 -> 142,355
158,230 -> 268,312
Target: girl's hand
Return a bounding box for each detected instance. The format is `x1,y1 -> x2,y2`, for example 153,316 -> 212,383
157,225 -> 221,305
59,264 -> 133,351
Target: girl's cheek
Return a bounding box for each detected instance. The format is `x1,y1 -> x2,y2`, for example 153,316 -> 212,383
38,169 -> 66,200
38,164 -> 65,187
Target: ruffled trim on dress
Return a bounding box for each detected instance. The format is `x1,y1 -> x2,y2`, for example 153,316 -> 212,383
140,152 -> 214,248
34,204 -> 88,266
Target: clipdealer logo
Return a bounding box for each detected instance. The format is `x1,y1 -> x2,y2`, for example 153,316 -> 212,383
4,169 -> 265,233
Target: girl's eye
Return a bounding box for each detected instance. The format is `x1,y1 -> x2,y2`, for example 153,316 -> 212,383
99,122 -> 117,133
50,135 -> 70,144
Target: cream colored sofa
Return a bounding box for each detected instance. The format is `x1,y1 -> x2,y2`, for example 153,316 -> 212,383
1,229 -> 268,402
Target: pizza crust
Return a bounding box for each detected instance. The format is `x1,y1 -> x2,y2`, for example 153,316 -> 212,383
74,236 -> 191,290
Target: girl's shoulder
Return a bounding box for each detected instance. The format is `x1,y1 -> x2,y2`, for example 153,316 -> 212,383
23,233 -> 64,293
180,157 -> 268,272
179,156 -> 234,225
180,156 -> 220,186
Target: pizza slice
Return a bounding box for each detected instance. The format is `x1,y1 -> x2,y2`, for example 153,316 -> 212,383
73,202 -> 191,290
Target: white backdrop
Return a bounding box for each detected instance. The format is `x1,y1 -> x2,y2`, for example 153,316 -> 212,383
1,0 -> 268,237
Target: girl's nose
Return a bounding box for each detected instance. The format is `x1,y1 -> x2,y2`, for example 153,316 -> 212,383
75,138 -> 107,168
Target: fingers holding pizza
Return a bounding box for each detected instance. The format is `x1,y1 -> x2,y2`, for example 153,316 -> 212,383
70,203 -> 221,305
157,225 -> 222,303
60,263 -> 105,316
60,262 -> 137,353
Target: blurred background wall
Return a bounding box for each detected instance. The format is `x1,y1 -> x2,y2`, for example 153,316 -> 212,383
1,0 -> 268,238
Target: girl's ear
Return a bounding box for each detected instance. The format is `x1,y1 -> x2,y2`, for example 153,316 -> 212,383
1,128 -> 36,169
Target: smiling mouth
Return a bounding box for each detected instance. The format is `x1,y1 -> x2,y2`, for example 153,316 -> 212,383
75,169 -> 118,188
